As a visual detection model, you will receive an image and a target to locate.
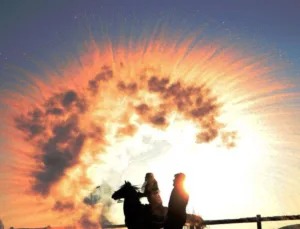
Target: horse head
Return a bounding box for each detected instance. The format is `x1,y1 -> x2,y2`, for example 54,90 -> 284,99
111,180 -> 139,201
111,180 -> 164,229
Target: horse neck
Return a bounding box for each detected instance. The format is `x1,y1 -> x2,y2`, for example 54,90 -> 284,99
123,192 -> 144,228
124,190 -> 140,205
123,190 -> 141,214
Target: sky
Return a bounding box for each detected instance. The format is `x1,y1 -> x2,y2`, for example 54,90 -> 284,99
0,1 -> 300,229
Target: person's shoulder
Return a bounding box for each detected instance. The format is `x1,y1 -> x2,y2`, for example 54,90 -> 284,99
170,188 -> 176,195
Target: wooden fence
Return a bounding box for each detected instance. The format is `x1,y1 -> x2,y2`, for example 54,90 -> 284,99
102,214 -> 300,229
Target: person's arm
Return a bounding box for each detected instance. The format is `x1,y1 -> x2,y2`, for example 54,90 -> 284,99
137,191 -> 147,198
152,180 -> 159,192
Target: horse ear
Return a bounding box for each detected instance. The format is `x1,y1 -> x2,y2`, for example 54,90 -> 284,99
125,180 -> 127,184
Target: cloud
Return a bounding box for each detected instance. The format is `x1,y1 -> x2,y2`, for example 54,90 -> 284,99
99,204 -> 113,227
15,65 -> 235,196
88,66 -> 114,95
83,183 -> 114,226
220,131 -> 238,149
32,115 -> 86,195
14,88 -> 95,196
15,108 -> 46,140
148,76 -> 169,93
13,63 -> 237,227
117,124 -> 138,137
52,201 -> 75,212
128,137 -> 172,164
135,104 -> 151,115
79,214 -> 99,229
117,81 -> 138,95
132,75 -> 225,142
150,112 -> 167,126
83,183 -> 113,207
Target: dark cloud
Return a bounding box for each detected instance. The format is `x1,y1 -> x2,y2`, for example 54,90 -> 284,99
14,64 -> 236,201
15,108 -> 45,140
46,107 -> 64,116
83,66 -> 233,146
150,113 -> 167,126
88,66 -> 113,95
117,81 -> 138,94
43,90 -> 87,114
190,104 -> 217,118
62,90 -> 88,113
14,87 -> 98,196
163,82 -> 181,98
196,128 -> 218,143
148,76 -> 169,93
196,116 -> 224,143
62,90 -> 78,108
128,73 -> 230,144
135,104 -> 150,115
44,94 -> 64,116
130,74 -> 233,145
83,197 -> 99,206
88,80 -> 99,95
88,125 -> 104,142
141,75 -> 227,143
79,214 -> 99,229
32,115 -> 86,195
52,200 -> 74,212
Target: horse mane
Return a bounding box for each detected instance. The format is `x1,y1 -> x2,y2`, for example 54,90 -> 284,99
120,182 -> 141,192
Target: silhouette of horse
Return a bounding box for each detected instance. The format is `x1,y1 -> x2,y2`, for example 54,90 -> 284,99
111,181 -> 163,229
112,181 -> 205,229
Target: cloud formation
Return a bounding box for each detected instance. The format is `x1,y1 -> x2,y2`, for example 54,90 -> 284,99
14,65 -> 233,195
52,201 -> 75,212
14,63 -> 236,226
79,214 -> 100,229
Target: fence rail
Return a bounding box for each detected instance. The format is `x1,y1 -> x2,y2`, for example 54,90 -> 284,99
102,214 -> 300,229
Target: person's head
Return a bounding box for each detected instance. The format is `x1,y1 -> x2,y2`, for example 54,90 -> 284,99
173,173 -> 186,188
145,173 -> 154,181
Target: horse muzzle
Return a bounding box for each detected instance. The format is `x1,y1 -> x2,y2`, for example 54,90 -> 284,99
111,193 -> 117,200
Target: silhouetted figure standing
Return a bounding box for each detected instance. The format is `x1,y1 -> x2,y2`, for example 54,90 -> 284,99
165,173 -> 189,229
141,173 -> 164,218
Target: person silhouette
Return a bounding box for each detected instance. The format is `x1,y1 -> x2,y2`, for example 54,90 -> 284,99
141,173 -> 164,219
164,173 -> 189,229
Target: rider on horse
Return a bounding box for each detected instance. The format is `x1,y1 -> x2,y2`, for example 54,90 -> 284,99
141,173 -> 165,218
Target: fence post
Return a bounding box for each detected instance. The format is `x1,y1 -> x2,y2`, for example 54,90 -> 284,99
256,214 -> 262,229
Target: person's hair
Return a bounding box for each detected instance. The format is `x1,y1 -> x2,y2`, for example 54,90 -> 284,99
175,173 -> 186,180
145,173 -> 154,180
